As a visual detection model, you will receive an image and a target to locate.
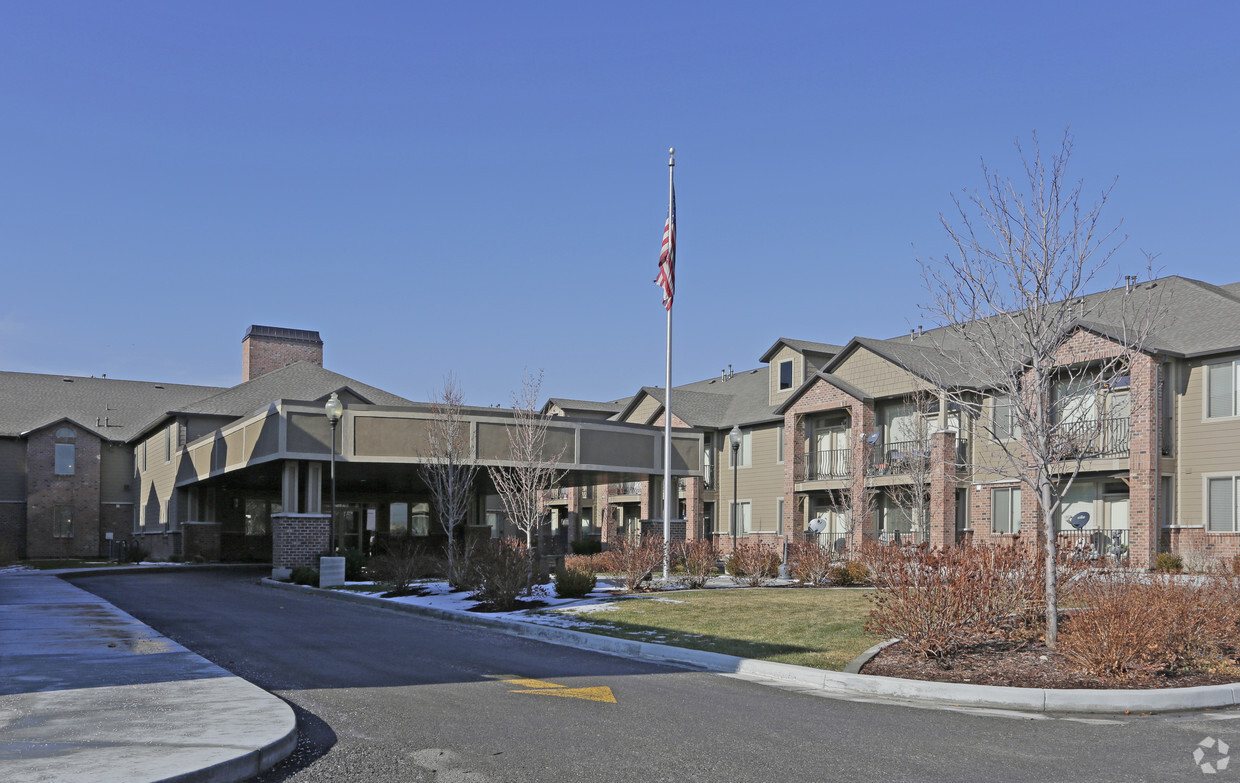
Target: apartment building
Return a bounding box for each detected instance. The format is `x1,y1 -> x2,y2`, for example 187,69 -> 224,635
555,275 -> 1240,570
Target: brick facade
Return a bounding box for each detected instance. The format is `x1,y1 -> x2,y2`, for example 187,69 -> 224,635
271,513 -> 331,578
26,423 -> 103,558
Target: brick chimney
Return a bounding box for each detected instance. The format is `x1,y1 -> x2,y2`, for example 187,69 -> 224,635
242,325 -> 323,381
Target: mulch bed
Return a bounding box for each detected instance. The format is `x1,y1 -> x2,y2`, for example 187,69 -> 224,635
467,598 -> 550,613
861,640 -> 1240,690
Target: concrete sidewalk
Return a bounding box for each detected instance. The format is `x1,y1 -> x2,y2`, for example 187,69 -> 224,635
0,570 -> 296,783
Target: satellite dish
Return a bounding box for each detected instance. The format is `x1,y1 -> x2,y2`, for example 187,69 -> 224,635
1069,511 -> 1090,530
866,431 -> 881,445
808,517 -> 827,534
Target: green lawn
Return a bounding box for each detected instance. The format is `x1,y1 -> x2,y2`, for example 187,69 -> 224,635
542,588 -> 878,671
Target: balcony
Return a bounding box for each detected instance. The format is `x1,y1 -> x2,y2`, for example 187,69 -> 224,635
1052,417 -> 1129,460
1057,528 -> 1128,563
800,449 -> 850,481
610,481 -> 643,496
870,440 -> 930,476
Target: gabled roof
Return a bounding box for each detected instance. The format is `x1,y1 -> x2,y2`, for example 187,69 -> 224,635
759,337 -> 845,364
774,371 -> 873,415
0,371 -> 224,441
615,366 -> 781,430
169,362 -> 414,418
543,397 -> 629,417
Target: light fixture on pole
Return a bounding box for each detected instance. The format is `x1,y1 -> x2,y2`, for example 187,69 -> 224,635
729,424 -> 741,550
325,392 -> 343,553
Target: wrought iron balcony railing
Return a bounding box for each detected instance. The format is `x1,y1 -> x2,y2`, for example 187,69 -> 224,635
1057,528 -> 1128,562
870,440 -> 931,475
1051,417 -> 1129,460
610,481 -> 643,496
800,448 -> 850,481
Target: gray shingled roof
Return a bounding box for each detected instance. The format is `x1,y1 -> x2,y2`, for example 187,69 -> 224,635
172,362 -> 414,417
759,337 -> 845,364
0,372 -> 224,441
628,365 -> 779,429
545,397 -> 628,415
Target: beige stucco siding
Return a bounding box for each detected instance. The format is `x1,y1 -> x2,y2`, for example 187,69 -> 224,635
1178,356 -> 1240,526
137,424 -> 180,529
624,395 -> 661,425
832,347 -> 926,399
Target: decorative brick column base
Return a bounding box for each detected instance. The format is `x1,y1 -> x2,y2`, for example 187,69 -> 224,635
182,522 -> 222,562
271,513 -> 330,579
928,431 -> 957,548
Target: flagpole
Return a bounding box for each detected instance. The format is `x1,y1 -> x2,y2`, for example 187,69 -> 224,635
662,148 -> 675,579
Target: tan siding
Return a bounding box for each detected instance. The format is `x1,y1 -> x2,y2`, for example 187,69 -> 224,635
833,347 -> 926,399
624,395 -> 661,424
768,347 -> 800,408
717,424 -> 785,534
138,427 -> 180,529
1179,357 -> 1240,526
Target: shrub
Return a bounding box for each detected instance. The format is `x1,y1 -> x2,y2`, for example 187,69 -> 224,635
863,543 -> 1066,659
123,541 -> 151,564
290,566 -> 319,586
788,539 -> 835,586
1059,570 -> 1240,679
335,548 -> 367,581
1154,552 -> 1184,573
369,540 -> 441,596
565,553 -> 606,574
555,565 -> 597,598
570,539 -> 603,555
600,536 -> 664,592
469,538 -> 533,611
726,539 -> 781,587
674,539 -> 718,588
830,560 -> 869,587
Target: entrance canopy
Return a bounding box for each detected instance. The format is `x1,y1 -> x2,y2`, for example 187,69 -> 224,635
174,399 -> 704,490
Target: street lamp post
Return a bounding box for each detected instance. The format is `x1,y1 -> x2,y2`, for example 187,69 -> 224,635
325,392 -> 343,553
729,424 -> 741,551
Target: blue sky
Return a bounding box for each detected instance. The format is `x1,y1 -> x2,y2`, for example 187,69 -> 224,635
2,2 -> 1236,406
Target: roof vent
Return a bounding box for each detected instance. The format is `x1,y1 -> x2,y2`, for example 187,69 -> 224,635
62,378 -> 73,382
154,385 -> 165,389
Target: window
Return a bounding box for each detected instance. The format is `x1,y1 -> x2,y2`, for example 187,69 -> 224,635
731,500 -> 751,535
54,443 -> 75,475
390,502 -> 409,534
55,427 -> 75,439
411,502 -> 431,536
1160,476 -> 1174,527
992,487 -> 1022,534
1207,360 -> 1239,419
778,360 -> 793,391
1207,477 -> 1238,532
53,506 -> 74,538
244,500 -> 271,536
728,430 -> 752,468
992,394 -> 1020,441
776,497 -> 785,535
776,425 -> 785,463
165,425 -> 174,463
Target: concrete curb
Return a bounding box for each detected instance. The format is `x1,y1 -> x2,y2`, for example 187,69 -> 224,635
263,578 -> 1240,715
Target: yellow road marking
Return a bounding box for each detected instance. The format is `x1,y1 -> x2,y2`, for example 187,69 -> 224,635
500,677 -> 617,703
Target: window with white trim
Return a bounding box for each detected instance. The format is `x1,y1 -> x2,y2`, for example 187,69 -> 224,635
776,425 -> 785,463
992,487 -> 1022,534
776,497 -> 785,535
731,500 -> 751,535
1207,476 -> 1238,532
728,430 -> 752,468
992,394 -> 1020,441
1207,360 -> 1240,418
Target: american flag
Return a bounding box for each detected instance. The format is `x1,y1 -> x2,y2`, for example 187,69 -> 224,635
655,184 -> 676,310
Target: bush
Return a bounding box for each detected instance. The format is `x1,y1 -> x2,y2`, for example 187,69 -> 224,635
369,540 -> 441,596
290,566 -> 319,586
469,538 -> 533,611
1059,570 -> 1240,679
674,539 -> 718,588
335,547 -> 367,581
600,536 -> 664,592
122,541 -> 151,564
788,539 -> 835,586
726,539 -> 781,587
565,553 -> 606,574
555,565 -> 597,598
1154,552 -> 1184,573
862,543 -> 1064,659
570,539 -> 603,555
830,560 -> 869,587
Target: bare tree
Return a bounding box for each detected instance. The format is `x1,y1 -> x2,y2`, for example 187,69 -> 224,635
881,390 -> 949,545
918,130 -> 1164,647
490,371 -> 566,581
419,374 -> 480,587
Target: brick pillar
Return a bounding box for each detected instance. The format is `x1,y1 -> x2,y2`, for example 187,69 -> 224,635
683,477 -> 703,540
566,488 -> 581,546
928,431 -> 957,548
785,411 -> 805,544
1128,353 -> 1159,568
849,403 -> 877,551
598,484 -> 616,546
640,478 -> 653,522
271,513 -> 330,579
